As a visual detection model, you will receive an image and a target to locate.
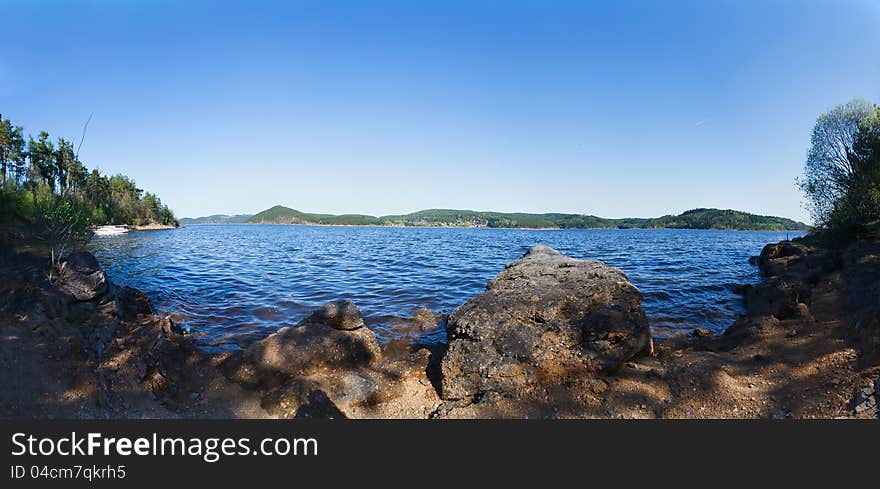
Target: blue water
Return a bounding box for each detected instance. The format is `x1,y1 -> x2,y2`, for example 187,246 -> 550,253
87,225 -> 802,350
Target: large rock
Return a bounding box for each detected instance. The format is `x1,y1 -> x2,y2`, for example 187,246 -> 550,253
56,252 -> 111,302
756,240 -> 812,276
223,300 -> 440,418
116,285 -> 154,321
440,245 -> 652,401
239,300 -> 381,379
754,239 -> 833,281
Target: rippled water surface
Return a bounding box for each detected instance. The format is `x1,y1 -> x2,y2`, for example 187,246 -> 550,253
88,225 -> 802,350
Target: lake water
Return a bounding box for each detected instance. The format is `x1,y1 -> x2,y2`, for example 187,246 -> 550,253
88,225 -> 802,350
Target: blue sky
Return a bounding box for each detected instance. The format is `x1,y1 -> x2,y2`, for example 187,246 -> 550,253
2,1 -> 878,222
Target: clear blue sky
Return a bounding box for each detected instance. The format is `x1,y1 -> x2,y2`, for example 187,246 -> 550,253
2,0 -> 878,222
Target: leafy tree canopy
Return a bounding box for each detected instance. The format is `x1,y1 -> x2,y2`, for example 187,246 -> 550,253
0,114 -> 177,234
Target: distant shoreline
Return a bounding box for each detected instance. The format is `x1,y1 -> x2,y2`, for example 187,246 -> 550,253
181,206 -> 810,231
180,222 -> 806,232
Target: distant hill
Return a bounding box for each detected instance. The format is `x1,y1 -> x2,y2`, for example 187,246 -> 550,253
248,206 -> 382,225
229,206 -> 810,231
179,214 -> 252,225
638,208 -> 809,231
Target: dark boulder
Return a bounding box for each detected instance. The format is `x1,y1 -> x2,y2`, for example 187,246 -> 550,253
440,245 -> 652,401
756,240 -> 812,277
742,279 -> 812,320
692,328 -> 712,337
65,251 -> 102,274
56,252 -> 110,302
116,286 -> 154,320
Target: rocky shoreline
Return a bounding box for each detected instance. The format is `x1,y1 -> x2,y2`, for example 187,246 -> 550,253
128,223 -> 178,231
1,238 -> 878,419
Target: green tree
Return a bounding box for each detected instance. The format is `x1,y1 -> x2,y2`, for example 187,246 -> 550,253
0,113 -> 177,229
800,99 -> 875,227
800,99 -> 880,232
0,118 -> 24,188
7,125 -> 26,185
141,192 -> 160,222
66,155 -> 87,195
28,131 -> 56,191
0,117 -> 10,187
830,107 -> 880,231
53,137 -> 76,195
85,169 -> 109,213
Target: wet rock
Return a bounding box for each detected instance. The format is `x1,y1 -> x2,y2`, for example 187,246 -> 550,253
691,328 -> 712,338
440,245 -> 652,401
116,286 -> 154,320
410,307 -> 444,330
56,252 -> 110,302
299,300 -> 365,330
160,316 -> 185,337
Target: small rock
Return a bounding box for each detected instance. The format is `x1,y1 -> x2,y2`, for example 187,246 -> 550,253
301,300 -> 365,330
160,316 -> 185,336
691,328 -> 712,338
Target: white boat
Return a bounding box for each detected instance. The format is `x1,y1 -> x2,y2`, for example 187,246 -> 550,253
93,225 -> 129,236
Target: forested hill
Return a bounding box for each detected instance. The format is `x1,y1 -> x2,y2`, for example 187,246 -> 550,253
381,208 -> 809,230
182,205 -> 809,230
638,208 -> 808,231
0,114 -> 177,231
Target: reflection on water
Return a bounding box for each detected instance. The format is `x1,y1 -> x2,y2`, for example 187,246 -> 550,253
88,225 -> 802,350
